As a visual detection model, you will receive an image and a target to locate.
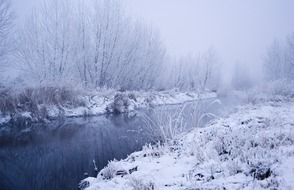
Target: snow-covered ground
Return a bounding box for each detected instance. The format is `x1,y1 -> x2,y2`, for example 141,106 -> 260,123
57,90 -> 216,117
81,99 -> 294,190
0,90 -> 216,126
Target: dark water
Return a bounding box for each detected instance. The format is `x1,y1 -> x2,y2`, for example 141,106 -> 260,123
0,97 -> 240,190
0,114 -> 154,190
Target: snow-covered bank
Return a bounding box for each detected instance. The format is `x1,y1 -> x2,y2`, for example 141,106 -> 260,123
0,90 -> 216,126
81,99 -> 294,190
58,90 -> 216,117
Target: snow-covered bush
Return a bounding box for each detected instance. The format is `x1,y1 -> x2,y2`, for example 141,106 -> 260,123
190,99 -> 221,127
141,143 -> 166,158
143,98 -> 220,143
83,100 -> 294,190
265,79 -> 294,97
127,177 -> 155,190
0,87 -> 16,114
99,160 -> 121,180
226,159 -> 243,175
106,92 -> 137,114
0,86 -> 85,119
240,79 -> 294,105
185,103 -> 294,188
142,105 -> 187,143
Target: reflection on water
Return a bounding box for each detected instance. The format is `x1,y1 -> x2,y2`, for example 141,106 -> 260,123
0,114 -> 153,190
0,97 -> 238,190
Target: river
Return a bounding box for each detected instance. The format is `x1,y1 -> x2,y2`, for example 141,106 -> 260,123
0,96 -> 241,190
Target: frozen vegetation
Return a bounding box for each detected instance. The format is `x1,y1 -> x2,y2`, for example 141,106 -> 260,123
81,96 -> 294,190
0,88 -> 216,126
0,0 -> 220,127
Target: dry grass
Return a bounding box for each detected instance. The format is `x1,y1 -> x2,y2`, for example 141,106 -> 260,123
0,86 -> 85,118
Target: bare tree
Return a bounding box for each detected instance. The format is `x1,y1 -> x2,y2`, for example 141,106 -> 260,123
17,0 -> 75,85
264,40 -> 285,80
264,34 -> 294,81
159,49 -> 219,91
0,0 -> 13,70
90,0 -> 126,88
16,0 -> 166,89
72,0 -> 92,87
81,0 -> 165,89
199,48 -> 219,91
285,34 -> 294,79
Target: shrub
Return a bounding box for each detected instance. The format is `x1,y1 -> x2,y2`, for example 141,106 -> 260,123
0,87 -> 16,114
99,160 -> 120,180
0,86 -> 84,119
128,177 -> 155,190
265,79 -> 294,97
107,93 -> 133,114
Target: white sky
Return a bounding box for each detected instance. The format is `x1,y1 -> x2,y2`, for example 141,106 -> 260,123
11,0 -> 294,79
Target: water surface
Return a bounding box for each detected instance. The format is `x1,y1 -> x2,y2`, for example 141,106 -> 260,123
0,97 -> 239,190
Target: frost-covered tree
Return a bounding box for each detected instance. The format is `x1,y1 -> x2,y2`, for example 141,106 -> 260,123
72,0 -> 92,87
285,34 -> 294,79
198,48 -> 220,90
0,0 -> 13,71
16,0 -> 165,89
264,34 -> 294,81
264,40 -> 286,80
159,48 -> 220,91
111,25 -> 165,90
16,0 -> 75,85
87,0 -> 165,89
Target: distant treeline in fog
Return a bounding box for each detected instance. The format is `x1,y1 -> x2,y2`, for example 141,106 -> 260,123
0,0 -> 293,91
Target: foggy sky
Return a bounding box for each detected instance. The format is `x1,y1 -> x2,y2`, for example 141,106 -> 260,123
11,0 -> 294,83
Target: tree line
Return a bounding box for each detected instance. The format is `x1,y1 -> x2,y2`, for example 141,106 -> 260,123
0,0 -> 221,91
264,34 -> 294,81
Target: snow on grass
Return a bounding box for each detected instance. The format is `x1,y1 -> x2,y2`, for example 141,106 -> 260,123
0,112 -> 10,125
60,90 -> 216,117
278,156 -> 294,190
0,90 -> 216,126
81,99 -> 294,190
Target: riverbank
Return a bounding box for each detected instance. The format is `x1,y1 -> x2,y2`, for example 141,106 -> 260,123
81,98 -> 294,190
0,88 -> 216,126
